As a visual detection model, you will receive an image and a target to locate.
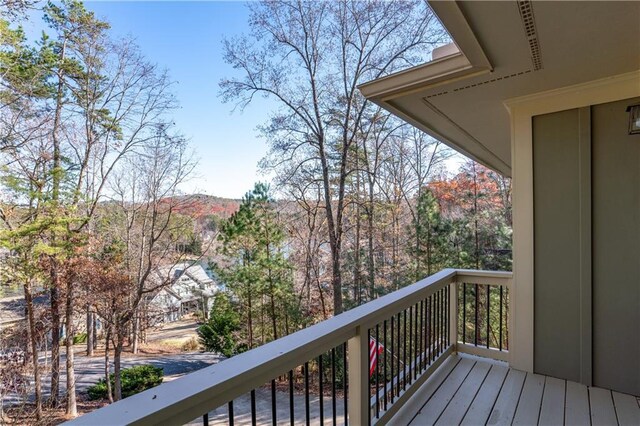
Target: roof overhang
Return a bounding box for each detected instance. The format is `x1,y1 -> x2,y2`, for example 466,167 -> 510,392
359,1 -> 640,177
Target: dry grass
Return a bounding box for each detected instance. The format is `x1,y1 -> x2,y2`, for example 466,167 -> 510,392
2,397 -> 108,425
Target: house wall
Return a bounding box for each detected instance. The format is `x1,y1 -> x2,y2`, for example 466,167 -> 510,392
531,96 -> 640,395
532,108 -> 586,383
506,70 -> 640,383
591,98 -> 640,395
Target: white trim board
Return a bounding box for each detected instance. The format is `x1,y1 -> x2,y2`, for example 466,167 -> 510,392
503,70 -> 640,373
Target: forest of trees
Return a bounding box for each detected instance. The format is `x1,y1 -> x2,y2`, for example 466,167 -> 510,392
0,0 -> 511,423
212,0 -> 512,348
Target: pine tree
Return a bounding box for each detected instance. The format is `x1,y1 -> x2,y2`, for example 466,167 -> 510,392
216,183 -> 297,349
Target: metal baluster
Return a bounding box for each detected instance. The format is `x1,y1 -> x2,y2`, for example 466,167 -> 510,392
419,300 -> 424,372
436,290 -> 440,355
383,320 -> 388,411
424,297 -> 428,368
375,324 -> 380,418
343,342 -> 348,426
408,306 -> 413,384
463,283 -> 467,344
319,355 -> 324,425
427,295 -> 431,364
396,312 -> 401,396
304,362 -> 310,426
390,315 -> 395,403
331,348 -> 337,426
431,294 -> 435,363
228,401 -> 234,426
440,287 -> 447,353
487,286 -> 491,348
447,286 -> 450,346
289,370 -> 294,426
251,389 -> 257,426
403,309 -> 407,391
440,289 -> 444,353
499,286 -> 504,351
411,303 -> 421,380
474,283 -> 479,346
203,413 -> 209,426
271,379 -> 277,426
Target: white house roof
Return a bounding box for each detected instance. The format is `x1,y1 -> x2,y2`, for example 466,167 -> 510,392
359,1 -> 640,176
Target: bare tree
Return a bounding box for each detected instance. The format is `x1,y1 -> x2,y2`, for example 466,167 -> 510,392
101,124 -> 196,400
221,0 -> 447,313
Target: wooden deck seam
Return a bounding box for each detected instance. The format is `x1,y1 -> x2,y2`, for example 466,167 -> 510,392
483,364 -> 510,425
510,370 -> 528,424
406,356 -> 463,425
431,360 -> 478,425
459,364 -> 495,424
535,375 -> 547,425
610,389 -> 620,426
587,386 -> 593,426
563,379 -> 568,426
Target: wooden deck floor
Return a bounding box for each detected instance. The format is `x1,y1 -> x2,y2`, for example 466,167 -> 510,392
391,354 -> 640,426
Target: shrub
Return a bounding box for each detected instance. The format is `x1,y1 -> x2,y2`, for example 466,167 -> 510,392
87,365 -> 163,400
73,333 -> 87,345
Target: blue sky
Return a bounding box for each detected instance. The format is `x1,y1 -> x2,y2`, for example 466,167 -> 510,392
23,1 -> 274,199
21,1 -> 464,199
86,1 -> 274,199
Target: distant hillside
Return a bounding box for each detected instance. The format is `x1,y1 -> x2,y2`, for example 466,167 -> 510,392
172,194 -> 240,220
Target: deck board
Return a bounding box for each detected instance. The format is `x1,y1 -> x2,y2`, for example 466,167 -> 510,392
487,369 -> 526,425
398,354 -> 638,426
538,376 -> 566,426
565,380 -> 591,426
409,357 -> 475,425
512,373 -> 545,425
589,387 -> 617,426
435,361 -> 491,425
612,391 -> 640,426
460,364 -> 509,426
388,355 -> 460,426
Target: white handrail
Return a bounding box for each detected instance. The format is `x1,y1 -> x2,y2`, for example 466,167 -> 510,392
65,269 -> 512,426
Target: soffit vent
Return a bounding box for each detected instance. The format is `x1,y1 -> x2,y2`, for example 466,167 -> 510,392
423,69 -> 533,99
425,90 -> 450,99
517,0 -> 543,70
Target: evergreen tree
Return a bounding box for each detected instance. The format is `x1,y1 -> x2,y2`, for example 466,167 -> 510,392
216,183 -> 297,349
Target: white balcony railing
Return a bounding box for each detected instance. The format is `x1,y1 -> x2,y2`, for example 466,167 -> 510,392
66,268 -> 512,426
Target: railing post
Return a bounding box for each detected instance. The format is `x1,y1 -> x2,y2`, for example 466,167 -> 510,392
347,325 -> 370,426
449,281 -> 458,352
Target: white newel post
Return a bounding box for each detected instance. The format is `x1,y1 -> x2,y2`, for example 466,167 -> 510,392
449,282 -> 458,352
347,325 -> 370,425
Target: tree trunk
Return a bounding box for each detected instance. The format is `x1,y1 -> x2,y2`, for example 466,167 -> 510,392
104,325 -> 113,403
48,38 -> 67,409
318,134 -> 343,316
65,280 -> 77,417
367,197 -> 375,301
266,238 -> 278,341
113,332 -> 124,401
330,253 -> 343,315
49,281 -> 61,406
132,313 -> 139,354
86,306 -> 94,356
246,281 -> 253,349
354,201 -> 361,305
393,209 -> 400,290
24,280 -> 42,421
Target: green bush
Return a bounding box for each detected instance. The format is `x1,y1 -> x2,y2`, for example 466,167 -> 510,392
87,365 -> 163,400
73,333 -> 87,344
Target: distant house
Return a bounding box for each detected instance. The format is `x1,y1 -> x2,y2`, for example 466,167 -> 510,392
148,262 -> 221,323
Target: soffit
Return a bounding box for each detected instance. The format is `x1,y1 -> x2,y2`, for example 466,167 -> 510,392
360,1 -> 640,177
